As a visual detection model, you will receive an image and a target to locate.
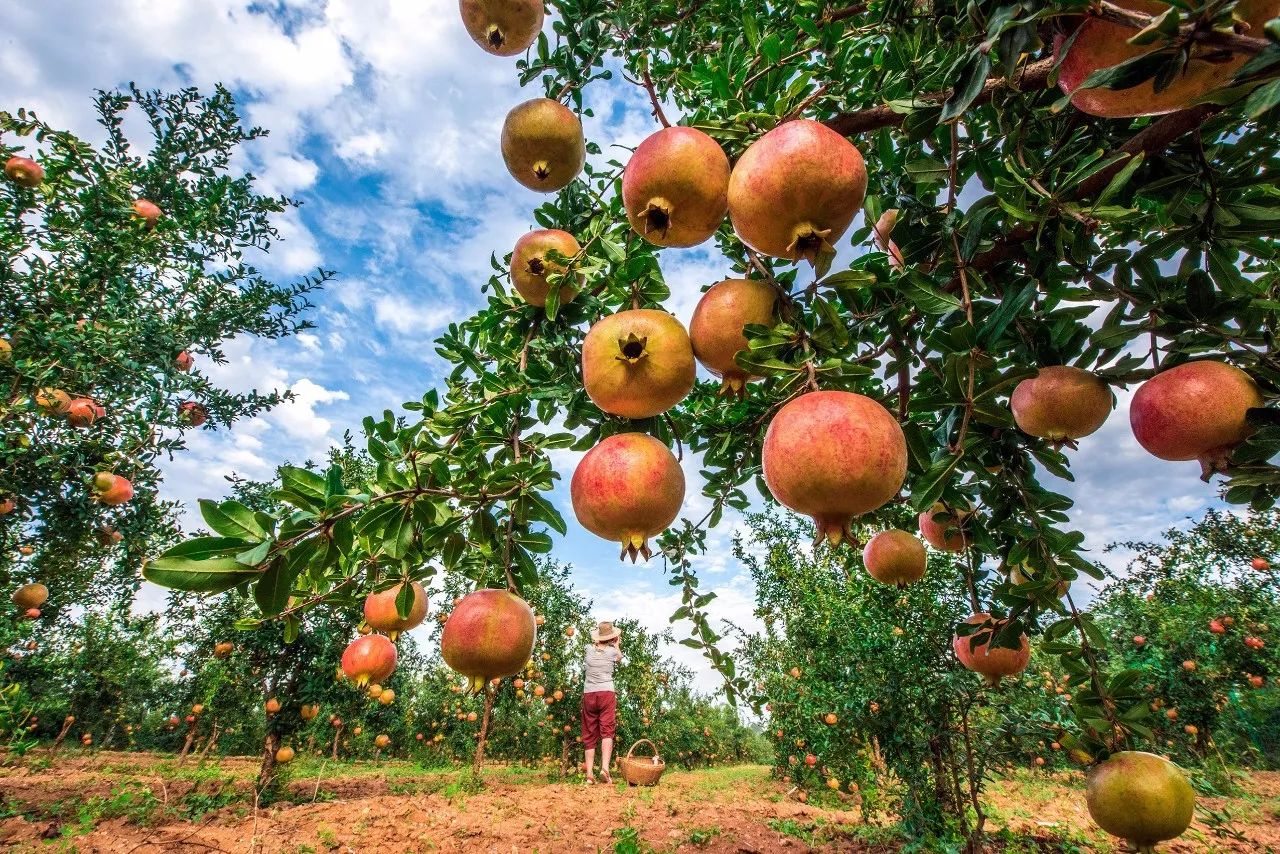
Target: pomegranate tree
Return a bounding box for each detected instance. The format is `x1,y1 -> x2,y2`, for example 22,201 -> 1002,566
727,119 -> 866,266
622,126 -> 730,248
581,309 -> 695,419
501,98 -> 585,192
458,0 -> 543,56
761,391 -> 906,547
571,432 -> 685,561
441,588 -> 537,693
688,278 -> 777,397
1129,360 -> 1263,479
1086,751 -> 1194,852
510,229 -> 580,307
340,633 -> 398,687
1010,366 -> 1113,448
362,580 -> 428,639
862,529 -> 926,587
953,614 -> 1030,686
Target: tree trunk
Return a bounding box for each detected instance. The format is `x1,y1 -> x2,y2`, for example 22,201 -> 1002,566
330,723 -> 344,760
472,686 -> 496,776
258,731 -> 279,792
49,717 -> 75,759
560,734 -> 572,776
177,721 -> 198,765
196,721 -> 221,762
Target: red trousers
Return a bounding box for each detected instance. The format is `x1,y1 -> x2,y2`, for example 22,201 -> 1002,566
581,690 -> 616,748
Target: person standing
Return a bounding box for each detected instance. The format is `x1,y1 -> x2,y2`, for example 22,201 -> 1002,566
582,620 -> 622,783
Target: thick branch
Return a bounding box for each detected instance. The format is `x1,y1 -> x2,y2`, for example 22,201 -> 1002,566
824,58 -> 1055,136
1094,1 -> 1269,56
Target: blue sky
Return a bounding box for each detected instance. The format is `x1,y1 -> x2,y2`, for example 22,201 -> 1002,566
6,0 -> 1226,690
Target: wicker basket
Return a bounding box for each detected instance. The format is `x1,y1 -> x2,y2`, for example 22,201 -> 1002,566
619,738 -> 665,786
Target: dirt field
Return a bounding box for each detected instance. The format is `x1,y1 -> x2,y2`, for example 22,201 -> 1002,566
0,751 -> 1276,852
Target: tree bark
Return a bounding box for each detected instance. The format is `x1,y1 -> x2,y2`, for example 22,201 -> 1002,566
258,731 -> 280,793
49,717 -> 75,759
177,721 -> 197,766
330,723 -> 344,760
472,686 -> 496,776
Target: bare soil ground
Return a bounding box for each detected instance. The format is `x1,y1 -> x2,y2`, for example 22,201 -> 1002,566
0,751 -> 1275,853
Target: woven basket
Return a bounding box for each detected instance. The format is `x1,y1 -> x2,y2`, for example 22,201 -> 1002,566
619,738 -> 665,786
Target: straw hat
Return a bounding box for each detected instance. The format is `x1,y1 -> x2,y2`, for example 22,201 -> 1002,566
591,621 -> 621,643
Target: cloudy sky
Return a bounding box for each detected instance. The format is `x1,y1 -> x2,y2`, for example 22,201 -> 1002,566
6,0 -> 1226,690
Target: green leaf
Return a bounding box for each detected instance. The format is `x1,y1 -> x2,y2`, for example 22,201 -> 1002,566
254,557 -> 301,617
143,556 -> 259,594
199,499 -> 267,540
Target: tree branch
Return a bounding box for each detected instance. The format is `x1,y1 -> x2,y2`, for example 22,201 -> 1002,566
1093,1 -> 1269,56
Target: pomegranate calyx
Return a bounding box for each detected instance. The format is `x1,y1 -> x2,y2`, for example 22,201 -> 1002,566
532,160 -> 551,181
615,333 -> 650,363
642,197 -> 674,238
486,24 -> 505,49
620,532 -> 654,563
1197,445 -> 1235,482
786,223 -> 835,266
717,375 -> 748,399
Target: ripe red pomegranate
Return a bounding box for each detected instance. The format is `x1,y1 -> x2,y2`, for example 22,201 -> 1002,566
175,351 -> 194,372
501,99 -> 585,192
363,580 -> 428,639
804,754 -> 817,767
1209,619 -> 1226,635
23,608 -> 40,620
953,614 -> 1030,686
213,641 -> 234,658
132,199 -> 162,229
727,119 -> 867,265
1248,674 -> 1265,688
1181,660 -> 1196,672
918,503 -> 970,552
0,498 -> 14,516
622,126 -> 729,248
688,278 -> 777,397
1057,1 -> 1276,118
92,472 -> 134,506
1009,562 -> 1069,598
441,589 -> 537,693
341,634 -> 398,687
4,156 -> 43,188
862,529 -> 926,587
511,229 -> 580,307
762,391 -> 906,547
1130,361 -> 1263,479
64,398 -> 103,428
1011,366 -> 1113,448
1252,557 -> 1270,572
178,402 -> 208,427
1086,751 -> 1194,851
459,0 -> 543,55
1245,636 -> 1265,650
375,733 -> 391,748
571,433 -> 684,561
582,309 -> 695,419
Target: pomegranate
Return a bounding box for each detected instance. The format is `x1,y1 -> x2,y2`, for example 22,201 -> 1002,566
510,229 -> 580,307
23,608 -> 40,620
300,703 -> 320,720
178,402 -> 208,427
1130,361 -> 1263,479
213,641 -> 234,658
378,689 -> 396,705
622,126 -> 729,248
64,398 -> 103,428
0,497 -> 14,516
501,98 -> 584,192
265,698 -> 282,715
95,525 -> 123,547
1209,619 -> 1226,635
918,503 -> 970,552
1245,636 -> 1265,649
1011,366 -> 1113,447
1009,562 -> 1069,598
362,580 -> 428,639
1253,557 -> 1271,571
804,754 -> 817,767
375,734 -> 391,748
92,472 -> 134,506
727,119 -> 867,265
12,583 -> 48,610
1086,751 -> 1194,851
275,746 -> 295,763
1056,1 -> 1277,118
459,0 -> 542,55
441,589 -> 537,692
862,529 -> 926,587
192,704 -> 204,715
953,614 -> 1031,686
762,391 -> 906,547
4,155 -> 43,188
1181,660 -> 1196,672
341,633 -> 398,687
688,278 -> 777,397
582,309 -> 695,419
35,388 -> 71,415
132,199 -> 162,229
570,432 -> 685,561
175,351 -> 194,372
1248,674 -> 1264,688
823,713 -> 837,726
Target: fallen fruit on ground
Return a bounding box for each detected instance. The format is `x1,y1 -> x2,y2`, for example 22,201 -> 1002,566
1086,751 -> 1194,851
582,309 -> 695,419
1010,366 -> 1113,447
441,588 -> 537,693
340,633 -> 398,687
501,98 -> 585,192
862,529 -> 927,587
510,229 -> 580,307
570,432 -> 685,561
727,119 -> 867,266
688,278 -> 777,397
458,0 -> 543,55
953,614 -> 1031,686
362,580 -> 428,639
762,391 -> 907,547
622,126 -> 730,248
1130,360 -> 1263,480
